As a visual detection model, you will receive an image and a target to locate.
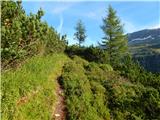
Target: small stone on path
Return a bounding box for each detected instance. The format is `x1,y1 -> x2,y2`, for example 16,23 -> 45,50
55,114 -> 60,117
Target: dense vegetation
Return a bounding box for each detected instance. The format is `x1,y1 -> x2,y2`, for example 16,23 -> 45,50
61,56 -> 160,120
65,45 -> 109,63
1,1 -> 67,69
1,1 -> 160,120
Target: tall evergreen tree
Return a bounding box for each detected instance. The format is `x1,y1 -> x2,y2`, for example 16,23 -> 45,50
101,5 -> 128,66
74,20 -> 87,47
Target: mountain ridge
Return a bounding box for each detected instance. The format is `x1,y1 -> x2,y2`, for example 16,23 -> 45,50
128,28 -> 160,73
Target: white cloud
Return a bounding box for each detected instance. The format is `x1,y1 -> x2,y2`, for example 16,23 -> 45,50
87,12 -> 97,18
57,14 -> 64,33
51,3 -> 75,14
52,5 -> 69,14
136,23 -> 160,31
148,23 -> 160,29
122,18 -> 160,33
82,9 -> 105,20
122,19 -> 137,33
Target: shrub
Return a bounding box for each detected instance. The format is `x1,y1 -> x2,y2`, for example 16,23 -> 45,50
61,59 -> 110,120
65,45 -> 109,64
1,1 -> 67,69
99,64 -> 113,71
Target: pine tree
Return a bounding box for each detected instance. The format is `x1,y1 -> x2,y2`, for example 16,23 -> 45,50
101,5 -> 128,66
74,20 -> 87,47
1,1 -> 66,69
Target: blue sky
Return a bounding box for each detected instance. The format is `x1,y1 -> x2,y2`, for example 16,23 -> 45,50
22,0 -> 160,46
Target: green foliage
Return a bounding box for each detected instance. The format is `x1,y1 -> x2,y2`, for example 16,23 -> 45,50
61,56 -> 160,120
85,62 -> 107,83
61,57 -> 110,120
72,55 -> 89,66
65,45 -> 109,63
1,1 -> 67,69
1,54 -> 68,120
117,55 -> 160,92
74,20 -> 87,47
2,2 -> 160,120
43,27 -> 67,55
100,70 -> 160,120
101,5 -> 128,67
99,64 -> 113,72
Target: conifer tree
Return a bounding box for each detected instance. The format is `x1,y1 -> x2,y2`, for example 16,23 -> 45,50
101,5 -> 128,66
1,1 -> 66,69
74,20 -> 87,47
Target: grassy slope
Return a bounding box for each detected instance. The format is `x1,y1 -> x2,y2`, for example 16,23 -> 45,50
2,54 -> 69,120
2,54 -> 160,120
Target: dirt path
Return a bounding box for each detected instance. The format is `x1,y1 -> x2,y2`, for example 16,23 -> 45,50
52,77 -> 66,120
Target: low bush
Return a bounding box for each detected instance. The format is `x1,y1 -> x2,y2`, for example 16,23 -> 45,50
61,60 -> 110,120
65,45 -> 109,63
61,57 -> 160,120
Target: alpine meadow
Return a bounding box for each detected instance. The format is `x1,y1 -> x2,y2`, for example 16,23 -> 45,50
1,1 -> 160,120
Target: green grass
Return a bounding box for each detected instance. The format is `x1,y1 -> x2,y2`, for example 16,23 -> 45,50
1,54 -> 69,120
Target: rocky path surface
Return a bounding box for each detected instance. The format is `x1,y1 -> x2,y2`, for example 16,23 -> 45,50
52,78 -> 66,120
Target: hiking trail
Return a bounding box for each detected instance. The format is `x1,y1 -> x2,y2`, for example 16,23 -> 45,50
52,76 -> 66,120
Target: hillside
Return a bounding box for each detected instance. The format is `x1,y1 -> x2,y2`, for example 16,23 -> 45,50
2,55 -> 160,120
60,56 -> 160,120
2,54 -> 69,120
1,1 -> 160,120
128,28 -> 160,47
128,28 -> 160,73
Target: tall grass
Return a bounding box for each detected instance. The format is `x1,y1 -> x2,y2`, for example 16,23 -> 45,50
2,54 -> 68,120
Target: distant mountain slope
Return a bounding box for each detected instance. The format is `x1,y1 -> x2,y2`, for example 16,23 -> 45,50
128,28 -> 160,73
128,28 -> 160,46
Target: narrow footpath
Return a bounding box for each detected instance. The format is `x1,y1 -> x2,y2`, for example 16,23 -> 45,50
52,77 -> 66,120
